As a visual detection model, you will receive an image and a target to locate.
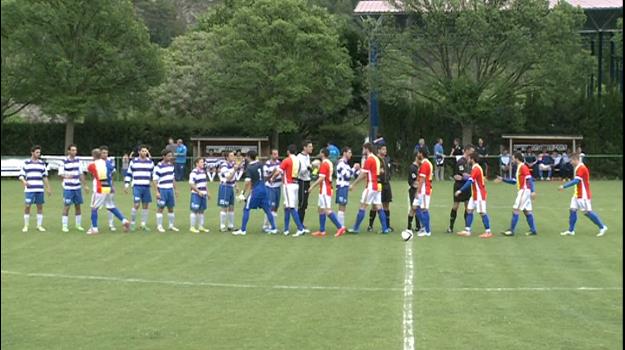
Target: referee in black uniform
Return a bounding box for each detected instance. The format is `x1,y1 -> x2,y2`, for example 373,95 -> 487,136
407,152 -> 422,232
368,143 -> 393,232
447,144 -> 475,233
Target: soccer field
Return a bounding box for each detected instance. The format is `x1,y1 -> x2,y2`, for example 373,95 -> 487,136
1,179 -> 622,349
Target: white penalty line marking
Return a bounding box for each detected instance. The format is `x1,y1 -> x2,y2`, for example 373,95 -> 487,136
403,240 -> 415,350
1,270 -> 621,293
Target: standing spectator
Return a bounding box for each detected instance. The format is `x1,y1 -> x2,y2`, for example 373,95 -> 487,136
499,148 -> 511,178
414,138 -> 429,154
524,147 -> 538,177
434,138 -> 445,181
538,149 -> 554,180
327,142 -> 340,164
560,150 -> 573,181
165,138 -> 177,156
174,139 -> 187,181
121,153 -> 130,179
552,151 -> 562,178
449,138 -> 463,179
476,138 -> 488,177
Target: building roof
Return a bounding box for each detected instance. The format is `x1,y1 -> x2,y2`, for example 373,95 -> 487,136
501,135 -> 584,140
190,137 -> 269,142
353,0 -> 622,15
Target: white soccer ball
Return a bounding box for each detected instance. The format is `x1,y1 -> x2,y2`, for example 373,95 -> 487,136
401,229 -> 413,241
311,159 -> 321,168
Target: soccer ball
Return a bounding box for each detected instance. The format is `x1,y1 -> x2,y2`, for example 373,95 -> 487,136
311,159 -> 321,168
401,229 -> 413,241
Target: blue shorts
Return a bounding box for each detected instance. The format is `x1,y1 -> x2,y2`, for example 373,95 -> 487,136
25,192 -> 45,205
217,185 -> 235,207
335,186 -> 349,205
157,188 -> 175,209
63,189 -> 84,205
190,193 -> 207,212
245,188 -> 268,210
133,186 -> 152,204
266,186 -> 281,209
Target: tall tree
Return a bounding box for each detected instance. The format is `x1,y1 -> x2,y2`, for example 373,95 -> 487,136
155,0 -> 354,148
3,0 -> 163,148
377,0 -> 592,144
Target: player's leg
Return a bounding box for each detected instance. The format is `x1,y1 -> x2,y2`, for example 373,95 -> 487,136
561,197 -> 578,236
581,200 -> 607,236
107,193 -> 116,230
140,187 -> 152,230
105,196 -> 129,232
367,206 -> 377,232
23,193 -> 34,232
235,195 -> 252,235
156,197 -> 165,232
166,190 -> 177,231
416,195 -> 431,236
448,190 -> 460,232
130,187 -> 141,230
477,202 -> 492,238
35,199 -> 45,231
383,184 -> 393,231
198,197 -> 209,232
62,190 -> 72,232
313,207 -> 326,237
349,190 -> 370,233
289,184 -> 305,235
336,186 -> 348,227
218,185 -> 227,231
458,198 -> 475,236
282,186 -> 291,234
407,189 -> 416,231
260,197 -> 278,233
523,210 -> 537,235
74,190 -> 84,231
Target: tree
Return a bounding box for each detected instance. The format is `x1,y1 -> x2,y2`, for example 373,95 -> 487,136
156,0 -> 354,148
3,0 -> 163,148
377,0 -> 592,144
133,0 -> 186,47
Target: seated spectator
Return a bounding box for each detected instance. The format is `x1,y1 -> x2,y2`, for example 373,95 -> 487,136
538,150 -> 554,180
524,147 -> 538,177
499,148 -> 511,178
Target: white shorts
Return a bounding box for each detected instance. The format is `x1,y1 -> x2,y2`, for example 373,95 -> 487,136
282,183 -> 299,208
468,198 -> 487,214
318,194 -> 332,209
91,192 -> 115,209
412,193 -> 431,210
513,190 -> 532,211
570,197 -> 592,212
360,189 -> 382,206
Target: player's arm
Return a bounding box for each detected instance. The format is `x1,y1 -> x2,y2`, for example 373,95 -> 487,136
80,166 -> 89,193
309,174 -> 324,192
43,168 -> 52,196
240,178 -> 252,198
270,167 -> 283,182
415,174 -> 424,191
152,169 -> 160,199
18,164 -> 28,188
559,177 -> 581,191
495,176 -> 516,185
455,178 -> 473,196
350,168 -> 367,190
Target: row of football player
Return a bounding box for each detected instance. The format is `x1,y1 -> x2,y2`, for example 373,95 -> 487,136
18,143 -> 607,237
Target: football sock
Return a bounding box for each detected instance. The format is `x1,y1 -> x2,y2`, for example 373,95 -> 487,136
328,212 -> 342,229
525,213 -> 536,232
141,209 -> 148,225
510,213 -> 519,232
465,212 -> 474,231
24,214 -> 29,227
108,208 -> 124,221
130,208 -> 137,224
91,209 -> 98,228
585,211 -> 605,229
449,209 -> 457,229
568,210 -> 577,231
75,215 -> 82,227
338,210 -> 345,226
481,214 -> 491,232
291,209 -> 304,231
378,209 -> 388,231
241,209 -> 251,231
156,213 -> 163,227
190,213 -> 196,228
168,213 -> 175,227
384,209 -> 390,228
62,215 -> 69,227
319,214 -> 326,232
220,210 -> 227,228
284,208 -> 291,231
353,209 -> 366,231
407,215 -> 414,230
37,214 -> 43,227
368,210 -> 376,227
422,211 -> 431,232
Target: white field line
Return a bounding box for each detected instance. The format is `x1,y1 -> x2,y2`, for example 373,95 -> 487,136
403,240 -> 415,350
1,270 -> 621,293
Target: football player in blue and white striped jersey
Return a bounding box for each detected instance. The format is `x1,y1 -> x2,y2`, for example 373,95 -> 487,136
19,145 -> 52,232
153,149 -> 179,232
262,149 -> 282,231
218,151 -> 240,231
124,145 -> 155,231
335,147 -> 360,226
60,144 -> 89,232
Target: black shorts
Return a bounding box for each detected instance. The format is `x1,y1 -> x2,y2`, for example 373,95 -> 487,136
381,183 -> 392,203
453,181 -> 471,202
408,187 -> 416,205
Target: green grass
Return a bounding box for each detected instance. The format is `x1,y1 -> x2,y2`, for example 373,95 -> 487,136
1,179 -> 622,349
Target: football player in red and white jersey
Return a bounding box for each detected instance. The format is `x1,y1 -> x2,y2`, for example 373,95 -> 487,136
270,144 -> 305,236
410,148 -> 433,237
308,148 -> 346,237
345,143 -> 390,234
455,153 -> 493,238
558,153 -> 607,237
495,152 -> 538,236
